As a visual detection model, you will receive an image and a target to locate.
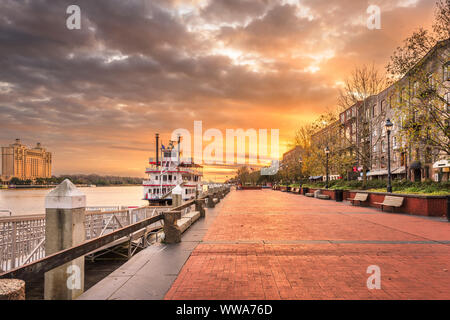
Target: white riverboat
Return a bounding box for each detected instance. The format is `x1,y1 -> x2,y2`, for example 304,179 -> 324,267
143,135 -> 203,205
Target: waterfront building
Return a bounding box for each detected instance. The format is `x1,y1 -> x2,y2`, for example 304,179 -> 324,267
1,139 -> 52,181
311,39 -> 449,182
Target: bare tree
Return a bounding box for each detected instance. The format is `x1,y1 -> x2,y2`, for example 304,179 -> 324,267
338,64 -> 388,187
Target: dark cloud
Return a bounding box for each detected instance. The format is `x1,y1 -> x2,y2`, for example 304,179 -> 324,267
0,0 -> 437,177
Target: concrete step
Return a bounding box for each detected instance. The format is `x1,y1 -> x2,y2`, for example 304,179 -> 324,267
176,211 -> 201,233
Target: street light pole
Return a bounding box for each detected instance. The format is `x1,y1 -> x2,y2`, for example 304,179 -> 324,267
385,119 -> 393,193
325,146 -> 330,189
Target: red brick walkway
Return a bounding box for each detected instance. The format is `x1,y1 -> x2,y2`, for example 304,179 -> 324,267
165,190 -> 450,300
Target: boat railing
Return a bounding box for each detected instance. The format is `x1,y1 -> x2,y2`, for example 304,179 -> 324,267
0,210 -> 13,217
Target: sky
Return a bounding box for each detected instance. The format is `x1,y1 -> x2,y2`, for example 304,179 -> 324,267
0,0 -> 437,180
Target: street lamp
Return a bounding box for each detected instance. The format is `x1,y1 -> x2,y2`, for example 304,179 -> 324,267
385,119 -> 393,193
324,146 -> 330,189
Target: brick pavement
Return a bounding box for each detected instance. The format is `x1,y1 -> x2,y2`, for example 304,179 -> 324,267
165,190 -> 450,300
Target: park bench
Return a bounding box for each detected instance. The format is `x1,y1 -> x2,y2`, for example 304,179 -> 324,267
374,195 -> 404,212
317,194 -> 330,200
347,193 -> 369,206
305,193 -> 314,197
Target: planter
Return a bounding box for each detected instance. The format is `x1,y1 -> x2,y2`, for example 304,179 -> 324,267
347,190 -> 449,217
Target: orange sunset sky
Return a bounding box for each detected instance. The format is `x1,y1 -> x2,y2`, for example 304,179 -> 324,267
0,0 -> 437,181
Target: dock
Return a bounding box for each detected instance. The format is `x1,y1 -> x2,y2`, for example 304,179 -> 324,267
1,185 -> 449,300
88,188 -> 449,300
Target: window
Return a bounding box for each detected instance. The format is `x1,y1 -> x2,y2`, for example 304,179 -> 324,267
380,100 -> 386,113
444,63 -> 450,81
401,152 -> 406,166
393,136 -> 397,148
381,141 -> 386,152
413,81 -> 419,97
340,114 -> 344,123
372,105 -> 377,117
445,92 -> 450,112
428,73 -> 435,89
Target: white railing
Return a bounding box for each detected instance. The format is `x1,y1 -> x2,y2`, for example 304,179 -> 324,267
0,215 -> 46,272
0,206 -> 170,273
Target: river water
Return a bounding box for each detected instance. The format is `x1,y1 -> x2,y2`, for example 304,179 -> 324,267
0,186 -> 148,216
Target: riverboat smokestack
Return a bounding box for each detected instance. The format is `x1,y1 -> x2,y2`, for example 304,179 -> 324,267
155,133 -> 159,167
177,134 -> 181,164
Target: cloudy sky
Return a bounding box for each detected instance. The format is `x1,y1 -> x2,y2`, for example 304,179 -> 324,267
0,0 -> 436,180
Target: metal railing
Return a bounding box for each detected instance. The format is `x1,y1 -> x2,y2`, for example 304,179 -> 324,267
0,206 -> 170,273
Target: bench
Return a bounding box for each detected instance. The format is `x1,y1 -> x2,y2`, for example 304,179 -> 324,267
305,193 -> 314,197
347,193 -> 368,206
317,194 -> 330,200
374,196 -> 404,212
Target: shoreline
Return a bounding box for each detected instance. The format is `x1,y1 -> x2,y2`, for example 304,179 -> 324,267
0,184 -> 142,190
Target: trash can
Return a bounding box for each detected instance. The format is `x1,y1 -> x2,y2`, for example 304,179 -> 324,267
335,189 -> 344,202
302,187 -> 309,195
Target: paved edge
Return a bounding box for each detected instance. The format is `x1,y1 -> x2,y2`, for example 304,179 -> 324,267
78,199 -> 225,300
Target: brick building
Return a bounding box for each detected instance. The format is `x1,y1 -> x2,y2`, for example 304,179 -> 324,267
311,39 -> 449,182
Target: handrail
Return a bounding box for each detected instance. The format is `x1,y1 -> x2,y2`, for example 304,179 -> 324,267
0,214 -> 164,281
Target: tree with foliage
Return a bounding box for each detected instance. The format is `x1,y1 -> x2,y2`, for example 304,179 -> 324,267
387,0 -> 450,80
387,0 -> 449,159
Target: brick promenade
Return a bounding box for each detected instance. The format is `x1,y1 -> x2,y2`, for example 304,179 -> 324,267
165,189 -> 450,300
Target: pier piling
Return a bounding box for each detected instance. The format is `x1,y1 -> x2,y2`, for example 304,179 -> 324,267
44,179 -> 85,300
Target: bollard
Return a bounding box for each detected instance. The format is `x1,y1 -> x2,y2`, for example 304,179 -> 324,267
215,192 -> 221,203
163,211 -> 181,243
44,179 -> 85,300
207,194 -> 215,208
195,199 -> 206,218
172,184 -> 182,208
0,279 -> 25,300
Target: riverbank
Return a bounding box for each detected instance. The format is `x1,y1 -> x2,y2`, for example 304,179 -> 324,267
1,184 -> 141,189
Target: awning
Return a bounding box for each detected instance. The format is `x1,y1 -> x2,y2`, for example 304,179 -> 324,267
410,161 -> 422,169
392,167 -> 406,174
366,170 -> 388,177
432,160 -> 450,169
309,176 -> 323,180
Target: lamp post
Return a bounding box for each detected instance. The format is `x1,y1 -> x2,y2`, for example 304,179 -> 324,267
385,119 -> 393,193
325,146 -> 330,189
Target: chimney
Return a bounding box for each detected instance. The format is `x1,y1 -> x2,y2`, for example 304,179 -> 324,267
36,142 -> 42,148
155,133 -> 159,168
15,139 -> 21,145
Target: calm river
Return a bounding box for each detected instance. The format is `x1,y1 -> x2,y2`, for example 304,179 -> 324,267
0,186 -> 148,216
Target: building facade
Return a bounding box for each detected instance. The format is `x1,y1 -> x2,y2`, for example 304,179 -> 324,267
1,139 -> 52,181
312,39 -> 449,182
280,146 -> 304,181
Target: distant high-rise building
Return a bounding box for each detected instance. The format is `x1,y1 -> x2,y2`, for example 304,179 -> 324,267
1,139 -> 52,180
